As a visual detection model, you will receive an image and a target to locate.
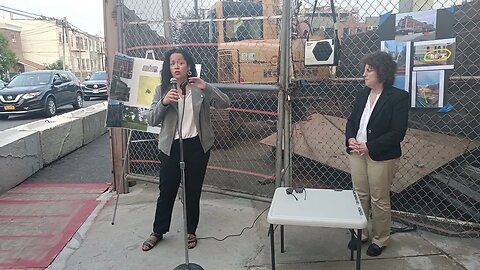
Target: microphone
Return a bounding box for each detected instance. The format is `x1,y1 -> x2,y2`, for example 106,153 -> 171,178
170,78 -> 177,91
180,81 -> 188,96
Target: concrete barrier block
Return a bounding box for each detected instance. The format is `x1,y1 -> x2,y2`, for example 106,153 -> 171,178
15,116 -> 84,165
62,103 -> 107,145
0,129 -> 43,194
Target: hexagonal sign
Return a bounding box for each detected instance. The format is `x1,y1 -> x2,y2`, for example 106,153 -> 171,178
312,41 -> 333,61
305,39 -> 337,66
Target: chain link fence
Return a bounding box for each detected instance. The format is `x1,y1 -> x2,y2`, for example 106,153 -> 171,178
115,0 -> 480,237
121,0 -> 286,199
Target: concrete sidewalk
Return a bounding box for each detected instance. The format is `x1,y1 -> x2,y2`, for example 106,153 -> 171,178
50,182 -> 480,270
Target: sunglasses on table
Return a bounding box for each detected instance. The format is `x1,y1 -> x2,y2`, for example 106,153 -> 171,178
285,187 -> 306,201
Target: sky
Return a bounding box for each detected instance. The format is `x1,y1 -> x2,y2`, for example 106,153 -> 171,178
0,0 -> 467,38
0,0 -> 104,36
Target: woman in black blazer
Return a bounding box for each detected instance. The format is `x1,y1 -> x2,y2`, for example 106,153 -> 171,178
345,51 -> 410,256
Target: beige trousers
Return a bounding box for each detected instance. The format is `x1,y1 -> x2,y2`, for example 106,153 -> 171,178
349,153 -> 398,247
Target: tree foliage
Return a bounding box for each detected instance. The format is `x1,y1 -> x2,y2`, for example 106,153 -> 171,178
0,34 -> 17,77
44,60 -> 66,70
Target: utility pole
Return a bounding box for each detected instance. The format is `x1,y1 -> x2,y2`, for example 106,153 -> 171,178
161,0 -> 173,41
79,50 -> 83,81
194,0 -> 199,18
62,17 -> 67,70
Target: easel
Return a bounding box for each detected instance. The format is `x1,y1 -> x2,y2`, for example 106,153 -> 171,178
111,130 -> 132,225
111,49 -> 156,225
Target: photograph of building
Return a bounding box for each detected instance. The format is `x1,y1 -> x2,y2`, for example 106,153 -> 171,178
395,9 -> 437,41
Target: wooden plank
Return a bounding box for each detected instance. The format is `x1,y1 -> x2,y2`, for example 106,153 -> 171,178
110,128 -> 126,193
261,113 -> 480,192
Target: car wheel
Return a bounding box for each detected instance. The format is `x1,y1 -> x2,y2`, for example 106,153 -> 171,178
0,114 -> 8,120
84,96 -> 91,101
45,96 -> 57,117
73,92 -> 84,109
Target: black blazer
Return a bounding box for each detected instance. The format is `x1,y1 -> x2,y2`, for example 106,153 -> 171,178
345,86 -> 410,161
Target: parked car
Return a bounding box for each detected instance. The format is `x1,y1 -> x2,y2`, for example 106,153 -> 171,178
0,79 -> 6,89
81,71 -> 108,101
0,70 -> 83,120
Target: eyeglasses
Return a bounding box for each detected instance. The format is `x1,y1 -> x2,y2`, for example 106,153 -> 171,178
286,187 -> 306,201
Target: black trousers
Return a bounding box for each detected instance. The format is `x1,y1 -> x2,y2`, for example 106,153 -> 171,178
153,136 -> 210,235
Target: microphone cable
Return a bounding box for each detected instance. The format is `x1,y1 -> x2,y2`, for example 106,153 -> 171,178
199,160 -> 296,241
197,206 -> 270,242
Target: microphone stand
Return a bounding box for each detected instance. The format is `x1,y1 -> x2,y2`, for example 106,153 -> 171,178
174,81 -> 204,270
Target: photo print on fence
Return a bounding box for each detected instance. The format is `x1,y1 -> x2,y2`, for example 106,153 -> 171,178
413,38 -> 456,71
381,40 -> 412,92
378,8 -> 455,108
411,70 -> 445,108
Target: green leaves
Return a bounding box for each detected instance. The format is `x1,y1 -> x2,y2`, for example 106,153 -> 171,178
0,35 -> 17,77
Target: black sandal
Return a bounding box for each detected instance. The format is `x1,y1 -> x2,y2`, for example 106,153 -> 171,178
142,232 -> 163,251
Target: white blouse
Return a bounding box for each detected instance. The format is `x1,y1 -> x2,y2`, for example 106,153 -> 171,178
356,92 -> 380,143
175,92 -> 198,140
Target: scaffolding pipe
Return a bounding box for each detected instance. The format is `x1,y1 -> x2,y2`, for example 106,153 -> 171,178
278,0 -> 292,187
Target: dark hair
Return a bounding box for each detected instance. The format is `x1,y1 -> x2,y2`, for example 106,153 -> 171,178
160,48 -> 197,92
360,51 -> 397,87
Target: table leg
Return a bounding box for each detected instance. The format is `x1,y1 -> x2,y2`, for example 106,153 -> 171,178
356,229 -> 362,270
269,224 -> 275,270
349,229 -> 354,260
281,225 -> 285,253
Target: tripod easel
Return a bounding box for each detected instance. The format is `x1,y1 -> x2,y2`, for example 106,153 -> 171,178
111,129 -> 132,225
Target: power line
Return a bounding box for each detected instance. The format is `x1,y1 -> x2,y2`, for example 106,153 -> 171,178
0,5 -> 100,37
0,5 -> 55,20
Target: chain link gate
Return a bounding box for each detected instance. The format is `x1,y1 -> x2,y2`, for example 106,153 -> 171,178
114,0 -> 480,237
119,0 -> 286,200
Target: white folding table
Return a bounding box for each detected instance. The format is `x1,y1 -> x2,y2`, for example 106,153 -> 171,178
267,188 -> 368,270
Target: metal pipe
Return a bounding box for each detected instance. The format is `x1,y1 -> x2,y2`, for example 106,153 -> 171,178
392,210 -> 480,229
211,83 -> 279,92
202,186 -> 272,203
278,0 -> 292,187
284,94 -> 292,187
275,89 -> 285,188
117,0 -> 126,53
125,15 -> 283,25
125,174 -> 272,203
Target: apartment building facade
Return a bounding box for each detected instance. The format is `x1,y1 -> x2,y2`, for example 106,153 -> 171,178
0,22 -> 45,72
300,6 -> 370,39
0,15 -> 105,81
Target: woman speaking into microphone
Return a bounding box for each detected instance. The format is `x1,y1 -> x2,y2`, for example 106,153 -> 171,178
142,48 -> 231,251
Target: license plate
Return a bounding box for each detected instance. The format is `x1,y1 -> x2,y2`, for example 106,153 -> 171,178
4,105 -> 15,110
93,89 -> 99,94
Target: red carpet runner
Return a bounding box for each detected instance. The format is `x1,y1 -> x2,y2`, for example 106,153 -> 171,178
0,183 -> 110,268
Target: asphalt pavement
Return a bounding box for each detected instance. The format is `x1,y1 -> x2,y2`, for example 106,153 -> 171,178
25,133 -> 112,184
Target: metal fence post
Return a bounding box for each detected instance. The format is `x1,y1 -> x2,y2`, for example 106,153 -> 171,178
279,0 -> 292,187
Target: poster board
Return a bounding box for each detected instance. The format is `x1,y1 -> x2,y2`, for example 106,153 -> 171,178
378,8 -> 456,108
